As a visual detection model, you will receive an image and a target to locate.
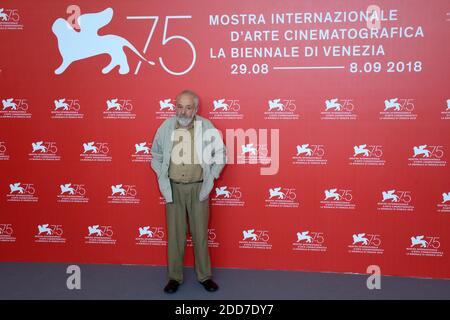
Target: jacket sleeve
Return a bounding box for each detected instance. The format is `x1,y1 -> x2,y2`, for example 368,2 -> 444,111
208,124 -> 227,180
150,126 -> 164,178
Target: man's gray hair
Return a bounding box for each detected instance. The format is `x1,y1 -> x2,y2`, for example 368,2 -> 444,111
176,90 -> 199,109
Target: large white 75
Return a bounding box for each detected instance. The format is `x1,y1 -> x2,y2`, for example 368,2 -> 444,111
127,15 -> 196,76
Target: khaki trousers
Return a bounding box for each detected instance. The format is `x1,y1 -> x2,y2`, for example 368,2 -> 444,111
165,181 -> 211,284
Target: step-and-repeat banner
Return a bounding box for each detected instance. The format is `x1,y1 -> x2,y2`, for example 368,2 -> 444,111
0,0 -> 449,279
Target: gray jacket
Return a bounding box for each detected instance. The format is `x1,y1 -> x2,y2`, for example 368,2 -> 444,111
150,115 -> 226,203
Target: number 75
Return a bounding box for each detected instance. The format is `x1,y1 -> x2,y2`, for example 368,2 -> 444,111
126,15 -> 196,76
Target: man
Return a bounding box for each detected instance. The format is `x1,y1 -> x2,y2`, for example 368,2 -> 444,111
150,90 -> 226,293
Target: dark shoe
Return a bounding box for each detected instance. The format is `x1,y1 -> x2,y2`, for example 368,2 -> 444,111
199,279 -> 219,292
164,280 -> 180,294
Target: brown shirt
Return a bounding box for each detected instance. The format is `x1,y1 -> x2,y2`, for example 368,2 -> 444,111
168,118 -> 203,183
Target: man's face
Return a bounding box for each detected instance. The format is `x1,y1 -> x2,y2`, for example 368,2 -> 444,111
176,94 -> 197,127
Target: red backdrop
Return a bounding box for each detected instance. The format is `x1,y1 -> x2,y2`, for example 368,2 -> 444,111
0,0 -> 449,279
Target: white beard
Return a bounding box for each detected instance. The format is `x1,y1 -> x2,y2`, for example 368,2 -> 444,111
176,115 -> 194,127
